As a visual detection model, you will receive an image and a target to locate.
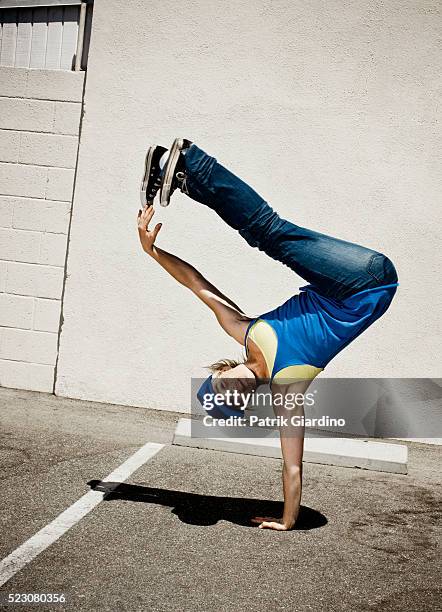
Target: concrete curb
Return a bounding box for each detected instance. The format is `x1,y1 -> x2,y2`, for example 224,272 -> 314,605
173,418 -> 408,474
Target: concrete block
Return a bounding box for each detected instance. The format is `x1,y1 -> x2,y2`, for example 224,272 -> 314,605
34,297 -> 61,332
54,102 -> 82,135
0,130 -> 20,163
26,69 -> 84,102
44,200 -> 71,234
12,197 -> 71,234
0,358 -> 54,392
0,67 -> 28,98
0,327 -> 58,365
6,261 -> 64,299
0,228 -> 41,263
0,197 -> 14,227
20,132 -> 78,168
0,293 -> 33,329
40,232 -> 68,266
0,98 -> 55,132
173,418 -> 408,475
46,167 -> 75,201
0,260 -> 6,291
0,162 -> 47,199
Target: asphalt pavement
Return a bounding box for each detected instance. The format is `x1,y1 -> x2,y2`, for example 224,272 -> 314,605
0,387 -> 440,611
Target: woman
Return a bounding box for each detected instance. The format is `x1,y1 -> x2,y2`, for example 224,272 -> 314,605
137,138 -> 399,531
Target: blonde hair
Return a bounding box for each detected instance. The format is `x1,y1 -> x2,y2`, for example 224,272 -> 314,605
207,357 -> 244,374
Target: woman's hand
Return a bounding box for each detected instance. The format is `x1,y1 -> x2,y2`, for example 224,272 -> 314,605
251,516 -> 294,531
137,204 -> 162,255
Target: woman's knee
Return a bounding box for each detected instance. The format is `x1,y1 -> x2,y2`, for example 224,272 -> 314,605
367,253 -> 398,285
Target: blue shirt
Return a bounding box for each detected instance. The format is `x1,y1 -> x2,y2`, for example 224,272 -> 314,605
245,283 -> 398,379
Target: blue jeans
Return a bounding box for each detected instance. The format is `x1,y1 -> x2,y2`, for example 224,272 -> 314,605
183,144 -> 398,301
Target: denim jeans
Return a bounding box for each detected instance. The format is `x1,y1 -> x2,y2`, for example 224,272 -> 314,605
182,144 -> 398,302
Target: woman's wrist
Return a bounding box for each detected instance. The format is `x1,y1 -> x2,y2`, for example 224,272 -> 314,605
282,517 -> 295,530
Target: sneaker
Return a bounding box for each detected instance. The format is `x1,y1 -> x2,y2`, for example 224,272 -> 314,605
140,145 -> 168,207
159,138 -> 192,207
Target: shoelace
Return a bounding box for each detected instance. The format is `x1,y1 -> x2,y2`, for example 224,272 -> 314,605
176,171 -> 189,195
147,175 -> 162,199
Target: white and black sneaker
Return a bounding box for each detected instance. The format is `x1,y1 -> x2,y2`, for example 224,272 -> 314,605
140,145 -> 168,207
159,138 -> 192,207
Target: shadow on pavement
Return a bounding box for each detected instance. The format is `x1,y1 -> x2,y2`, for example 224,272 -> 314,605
88,480 -> 327,530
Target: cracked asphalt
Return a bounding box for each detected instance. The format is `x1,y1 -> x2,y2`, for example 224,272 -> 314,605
0,387 -> 440,611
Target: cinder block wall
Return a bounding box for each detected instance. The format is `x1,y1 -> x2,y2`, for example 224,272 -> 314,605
0,67 -> 84,392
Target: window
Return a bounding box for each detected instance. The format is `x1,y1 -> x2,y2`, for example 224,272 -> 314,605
0,0 -> 92,70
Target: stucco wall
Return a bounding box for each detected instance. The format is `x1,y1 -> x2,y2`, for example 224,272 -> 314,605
0,67 -> 84,392
56,0 -> 441,412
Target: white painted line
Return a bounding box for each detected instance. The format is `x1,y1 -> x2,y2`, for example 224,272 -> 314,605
0,442 -> 164,588
173,418 -> 408,474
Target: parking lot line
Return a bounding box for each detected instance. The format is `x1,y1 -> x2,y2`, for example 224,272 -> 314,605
0,442 -> 164,588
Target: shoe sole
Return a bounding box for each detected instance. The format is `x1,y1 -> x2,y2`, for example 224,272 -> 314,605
140,145 -> 158,207
159,138 -> 185,207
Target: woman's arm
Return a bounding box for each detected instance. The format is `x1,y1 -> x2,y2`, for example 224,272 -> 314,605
252,380 -> 309,531
137,205 -> 249,343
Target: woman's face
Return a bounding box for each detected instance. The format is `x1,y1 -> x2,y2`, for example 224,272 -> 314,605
212,363 -> 257,399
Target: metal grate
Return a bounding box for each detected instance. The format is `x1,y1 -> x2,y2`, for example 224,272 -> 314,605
0,4 -> 91,70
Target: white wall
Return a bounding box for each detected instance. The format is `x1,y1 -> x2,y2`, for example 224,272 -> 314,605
0,67 -> 84,392
56,0 -> 441,412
